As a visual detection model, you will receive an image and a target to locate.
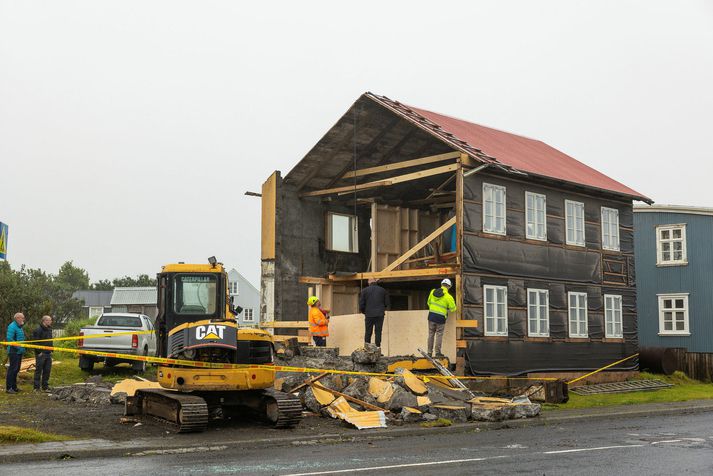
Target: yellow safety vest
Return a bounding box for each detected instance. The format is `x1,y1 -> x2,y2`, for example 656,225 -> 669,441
427,286 -> 457,318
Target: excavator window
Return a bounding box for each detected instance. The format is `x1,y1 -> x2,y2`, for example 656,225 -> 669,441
173,274 -> 218,316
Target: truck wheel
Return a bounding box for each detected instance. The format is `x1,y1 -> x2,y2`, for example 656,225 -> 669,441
133,349 -> 148,373
79,355 -> 94,372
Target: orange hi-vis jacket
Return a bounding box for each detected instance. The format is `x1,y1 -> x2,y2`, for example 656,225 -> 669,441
308,306 -> 329,337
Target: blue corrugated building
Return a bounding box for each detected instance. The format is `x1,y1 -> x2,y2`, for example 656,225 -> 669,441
634,204 -> 713,352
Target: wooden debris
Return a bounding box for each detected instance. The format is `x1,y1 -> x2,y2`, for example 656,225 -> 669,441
288,372 -> 329,394
312,385 -> 336,406
400,369 -> 428,395
402,406 -> 422,414
416,395 -> 432,407
326,396 -> 387,430
386,357 -> 448,373
368,377 -> 395,403
20,358 -> 36,372
312,382 -> 390,413
110,379 -> 162,397
273,377 -> 285,390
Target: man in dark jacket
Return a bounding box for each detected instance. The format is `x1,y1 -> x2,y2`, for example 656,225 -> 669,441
32,315 -> 53,391
359,278 -> 390,348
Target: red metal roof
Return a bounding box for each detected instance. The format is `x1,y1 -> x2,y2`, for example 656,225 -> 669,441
367,93 -> 649,202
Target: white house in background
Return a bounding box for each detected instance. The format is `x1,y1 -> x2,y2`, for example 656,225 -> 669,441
228,269 -> 260,326
110,287 -> 158,320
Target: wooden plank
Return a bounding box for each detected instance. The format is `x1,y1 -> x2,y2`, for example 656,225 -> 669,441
328,266 -> 458,282
261,172 -> 278,260
456,340 -> 467,349
301,163 -> 458,198
272,335 -> 310,343
312,382 -> 390,413
299,276 -> 332,285
455,320 -> 478,328
382,217 -> 456,272
341,151 -> 460,179
261,321 -> 310,329
288,372 -> 330,394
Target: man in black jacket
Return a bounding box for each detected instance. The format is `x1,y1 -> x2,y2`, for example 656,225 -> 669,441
32,315 -> 53,392
359,278 -> 390,348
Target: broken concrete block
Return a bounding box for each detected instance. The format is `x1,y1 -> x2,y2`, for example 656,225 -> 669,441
342,378 -> 378,408
470,406 -> 516,422
399,406 -> 423,423
512,403 -> 541,419
385,385 -> 418,412
429,404 -> 469,423
300,346 -> 340,359
394,368 -> 428,396
302,386 -> 330,414
422,412 -> 438,421
351,343 -> 381,364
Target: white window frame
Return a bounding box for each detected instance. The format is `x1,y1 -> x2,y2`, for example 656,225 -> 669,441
601,207 -> 620,251
527,289 -> 549,337
243,308 -> 255,322
326,212 -> 359,253
229,281 -> 239,295
656,224 -> 688,266
484,285 -> 508,336
88,306 -> 104,319
657,293 -> 690,336
604,294 -> 623,338
568,292 -> 588,338
525,192 -> 547,241
482,183 -> 506,235
565,200 -> 585,247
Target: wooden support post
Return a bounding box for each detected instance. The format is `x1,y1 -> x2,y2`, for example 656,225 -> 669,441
381,217 -> 456,272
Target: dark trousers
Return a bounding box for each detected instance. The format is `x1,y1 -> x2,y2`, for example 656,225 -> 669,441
364,315 -> 385,347
34,353 -> 52,389
6,353 -> 22,391
313,336 -> 326,347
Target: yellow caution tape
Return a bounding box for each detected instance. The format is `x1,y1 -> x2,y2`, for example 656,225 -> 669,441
566,353 -> 640,385
20,330 -> 154,344
1,340 -> 558,381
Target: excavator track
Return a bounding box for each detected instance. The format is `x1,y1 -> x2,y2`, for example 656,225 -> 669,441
262,388 -> 303,428
135,389 -> 209,433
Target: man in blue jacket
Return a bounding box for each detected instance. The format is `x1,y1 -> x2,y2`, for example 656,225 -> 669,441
6,312 -> 26,394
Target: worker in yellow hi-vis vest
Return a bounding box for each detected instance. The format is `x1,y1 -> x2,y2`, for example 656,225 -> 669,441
426,278 -> 456,357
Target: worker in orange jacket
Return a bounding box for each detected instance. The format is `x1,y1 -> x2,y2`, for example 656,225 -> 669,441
307,296 -> 329,347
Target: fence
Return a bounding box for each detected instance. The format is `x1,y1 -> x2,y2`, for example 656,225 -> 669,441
670,348 -> 713,382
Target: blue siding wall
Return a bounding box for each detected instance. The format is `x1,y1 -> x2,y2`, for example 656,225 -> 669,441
634,211 -> 713,352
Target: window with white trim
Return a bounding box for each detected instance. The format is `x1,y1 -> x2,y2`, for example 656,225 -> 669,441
327,212 -> 359,253
526,192 -> 547,241
484,285 -> 508,336
656,225 -> 687,265
604,294 -> 623,338
565,200 -> 585,246
243,308 -> 255,322
88,306 -> 104,320
483,183 -> 506,235
568,292 -> 588,338
229,281 -> 239,295
527,289 -> 549,337
601,207 -> 620,251
658,294 -> 689,335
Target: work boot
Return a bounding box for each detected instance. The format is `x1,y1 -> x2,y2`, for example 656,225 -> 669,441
6,389 -> 17,394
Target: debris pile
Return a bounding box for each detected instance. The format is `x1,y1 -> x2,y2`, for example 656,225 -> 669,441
277,343 -> 541,429
51,376 -> 114,406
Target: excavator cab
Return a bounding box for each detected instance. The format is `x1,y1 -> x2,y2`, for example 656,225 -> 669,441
127,258 -> 302,432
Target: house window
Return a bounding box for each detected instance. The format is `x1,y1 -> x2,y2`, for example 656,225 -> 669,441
327,212 -> 358,253
243,308 -> 255,322
656,225 -> 687,265
527,289 -> 549,337
604,294 -> 623,338
88,307 -> 104,319
601,207 -> 620,251
525,192 -> 547,241
483,183 -> 506,235
658,294 -> 689,335
229,281 -> 239,295
565,200 -> 585,246
568,292 -> 588,338
484,285 -> 508,336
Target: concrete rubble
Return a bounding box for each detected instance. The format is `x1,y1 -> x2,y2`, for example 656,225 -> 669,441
276,344 -> 542,428
50,376 -> 115,406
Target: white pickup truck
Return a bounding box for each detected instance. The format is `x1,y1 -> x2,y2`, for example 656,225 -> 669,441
78,313 -> 157,373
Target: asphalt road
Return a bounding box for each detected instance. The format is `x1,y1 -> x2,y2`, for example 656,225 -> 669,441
5,412 -> 713,475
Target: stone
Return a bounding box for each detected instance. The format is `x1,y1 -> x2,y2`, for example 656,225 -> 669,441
341,378 -> 378,408
470,406 -> 516,422
512,403 -> 541,419
85,375 -> 103,385
351,344 -> 381,365
110,392 -> 128,405
429,404 -> 469,423
399,407 -> 423,423
385,385 -> 418,412
300,346 -> 340,360
422,412 -> 438,421
301,387 -> 328,414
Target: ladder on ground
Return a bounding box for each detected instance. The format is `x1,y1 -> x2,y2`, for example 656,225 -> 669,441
417,348 -> 476,399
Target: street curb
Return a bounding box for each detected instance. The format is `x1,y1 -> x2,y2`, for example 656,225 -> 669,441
4,400 -> 713,464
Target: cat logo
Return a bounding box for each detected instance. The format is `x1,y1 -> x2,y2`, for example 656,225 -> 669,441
195,324 -> 226,340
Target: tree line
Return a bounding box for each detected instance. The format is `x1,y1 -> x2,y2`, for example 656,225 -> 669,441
0,260 -> 156,332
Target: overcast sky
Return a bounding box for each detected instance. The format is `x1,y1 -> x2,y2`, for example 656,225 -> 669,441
1,1 -> 711,287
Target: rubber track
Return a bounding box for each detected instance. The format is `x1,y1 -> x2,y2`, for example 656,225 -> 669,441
263,388 -> 303,428
139,389 -> 209,433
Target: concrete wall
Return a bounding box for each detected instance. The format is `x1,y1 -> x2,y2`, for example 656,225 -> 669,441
327,310 -> 456,361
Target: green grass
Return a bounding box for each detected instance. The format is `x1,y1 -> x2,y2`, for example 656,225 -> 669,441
420,418 -> 452,428
544,371 -> 713,410
0,426 -> 71,445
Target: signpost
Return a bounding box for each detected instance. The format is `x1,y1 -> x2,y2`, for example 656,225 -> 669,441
0,222 -> 8,260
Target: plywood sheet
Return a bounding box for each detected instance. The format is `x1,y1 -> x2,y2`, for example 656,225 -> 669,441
327,310 -> 456,361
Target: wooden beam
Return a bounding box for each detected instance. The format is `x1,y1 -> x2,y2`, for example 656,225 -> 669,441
341,151 -> 460,180
288,373 -> 330,394
272,335 -> 310,343
381,217 -> 456,272
312,382 -> 390,413
300,163 -> 458,198
456,340 -> 467,349
328,266 -> 458,282
299,276 -> 332,285
455,320 -> 479,327
261,321 -> 310,329
261,172 -> 278,260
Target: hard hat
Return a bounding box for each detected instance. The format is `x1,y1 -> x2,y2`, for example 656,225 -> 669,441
441,278 -> 452,287
307,296 -> 319,306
